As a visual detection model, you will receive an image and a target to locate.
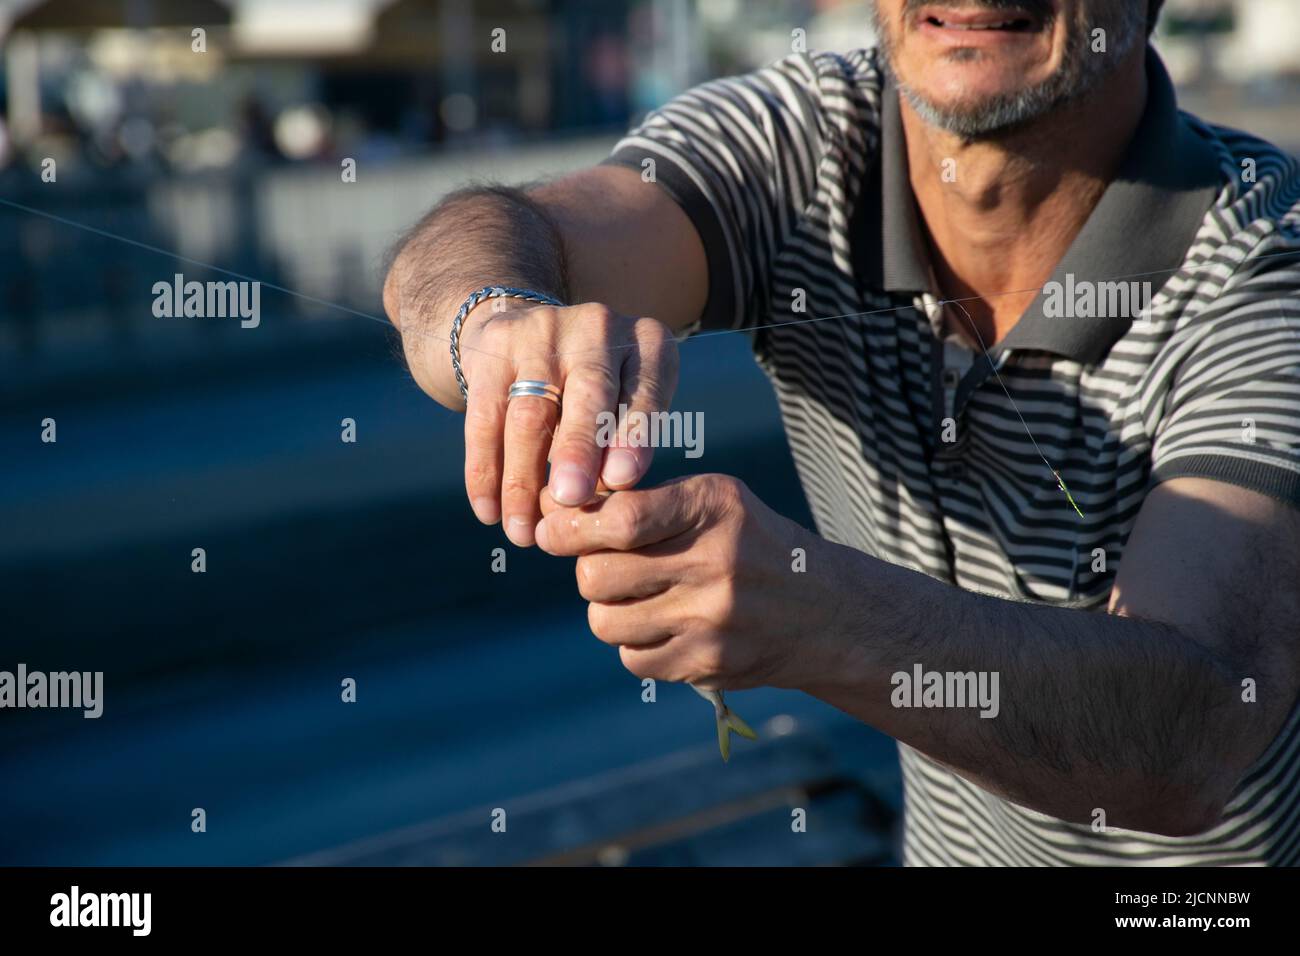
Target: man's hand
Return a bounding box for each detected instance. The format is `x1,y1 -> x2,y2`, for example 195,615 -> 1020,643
445,301 -> 679,546
381,167 -> 708,547
535,474 -> 838,690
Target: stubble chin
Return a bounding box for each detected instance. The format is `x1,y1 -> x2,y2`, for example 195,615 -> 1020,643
869,2 -> 1146,141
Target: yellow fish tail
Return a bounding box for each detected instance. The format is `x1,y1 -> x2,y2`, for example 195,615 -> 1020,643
715,705 -> 759,762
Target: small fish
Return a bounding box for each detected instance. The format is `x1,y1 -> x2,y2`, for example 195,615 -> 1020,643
691,684 -> 758,761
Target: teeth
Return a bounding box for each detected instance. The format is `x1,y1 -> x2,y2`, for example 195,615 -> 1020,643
946,21 -> 1016,30
929,18 -> 1022,30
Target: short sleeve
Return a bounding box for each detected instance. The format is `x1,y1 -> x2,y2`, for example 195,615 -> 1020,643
1149,245 -> 1300,507
600,54 -> 834,333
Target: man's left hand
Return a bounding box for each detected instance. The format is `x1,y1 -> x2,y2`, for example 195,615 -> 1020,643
535,474 -> 840,691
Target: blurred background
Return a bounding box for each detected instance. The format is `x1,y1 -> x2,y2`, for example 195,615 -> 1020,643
1,0 -> 1297,866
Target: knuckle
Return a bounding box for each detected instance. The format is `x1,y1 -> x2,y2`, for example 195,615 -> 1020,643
521,303 -> 558,321
618,646 -> 653,679
508,399 -> 555,435
581,302 -> 618,328
641,315 -> 674,343
638,319 -> 679,367
692,637 -> 726,679
708,538 -> 745,601
566,363 -> 620,403
500,472 -> 536,500
707,474 -> 747,514
575,556 -> 601,600
554,434 -> 598,464
639,319 -> 677,358
587,602 -> 613,642
560,316 -> 617,368
716,473 -> 747,500
625,365 -> 663,403
464,457 -> 499,491
709,576 -> 739,628
522,306 -> 563,337
611,495 -> 645,547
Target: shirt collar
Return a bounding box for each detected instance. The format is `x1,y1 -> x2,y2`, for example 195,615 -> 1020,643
853,46 -> 1223,365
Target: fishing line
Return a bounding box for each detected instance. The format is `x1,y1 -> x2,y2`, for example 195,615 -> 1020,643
0,195 -> 390,326
944,297 -> 1085,518
7,191 -> 1300,381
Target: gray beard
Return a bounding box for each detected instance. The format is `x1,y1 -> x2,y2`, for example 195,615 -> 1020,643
867,1 -> 1147,140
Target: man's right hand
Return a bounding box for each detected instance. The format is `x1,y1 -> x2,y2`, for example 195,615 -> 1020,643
382,166 -> 706,546
416,298 -> 679,547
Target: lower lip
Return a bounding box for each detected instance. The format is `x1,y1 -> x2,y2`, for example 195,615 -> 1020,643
917,18 -> 1043,46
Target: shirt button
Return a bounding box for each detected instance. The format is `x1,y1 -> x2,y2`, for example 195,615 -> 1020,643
942,368 -> 961,389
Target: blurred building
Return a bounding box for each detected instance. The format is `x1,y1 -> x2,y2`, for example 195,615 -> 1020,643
0,0 -> 654,358
0,0 -> 658,176
1158,0 -> 1300,84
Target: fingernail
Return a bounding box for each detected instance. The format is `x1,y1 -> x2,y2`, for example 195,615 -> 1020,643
602,449 -> 640,487
550,462 -> 593,505
505,515 -> 535,547
534,517 -> 551,552
471,497 -> 500,525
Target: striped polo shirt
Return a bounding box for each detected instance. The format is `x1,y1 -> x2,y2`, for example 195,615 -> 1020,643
602,45 -> 1300,865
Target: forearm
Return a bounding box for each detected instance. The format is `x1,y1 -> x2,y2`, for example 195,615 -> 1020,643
382,184 -> 571,407
802,544 -> 1264,835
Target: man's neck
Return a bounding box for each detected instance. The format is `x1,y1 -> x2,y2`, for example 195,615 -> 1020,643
902,51 -> 1149,349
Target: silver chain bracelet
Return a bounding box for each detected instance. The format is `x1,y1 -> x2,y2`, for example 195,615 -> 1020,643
449,286 -> 566,404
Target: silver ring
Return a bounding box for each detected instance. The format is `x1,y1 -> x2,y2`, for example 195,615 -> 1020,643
508,380 -> 562,406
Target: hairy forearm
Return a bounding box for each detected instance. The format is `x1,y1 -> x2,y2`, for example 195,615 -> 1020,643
802,545 -> 1263,835
382,184 -> 570,405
